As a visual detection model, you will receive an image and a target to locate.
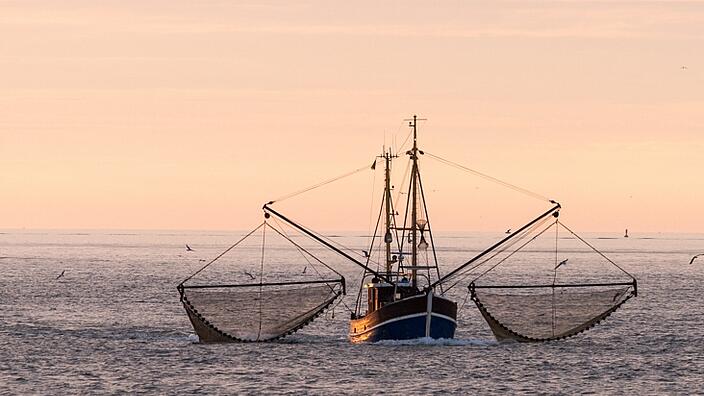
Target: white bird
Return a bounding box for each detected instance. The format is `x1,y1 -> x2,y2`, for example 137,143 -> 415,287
186,244 -> 194,252
505,229 -> 511,234
555,259 -> 569,270
690,254 -> 703,264
362,250 -> 369,258
55,270 -> 65,280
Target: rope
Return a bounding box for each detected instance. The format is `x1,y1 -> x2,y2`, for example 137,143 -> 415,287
268,218 -> 345,280
394,158 -> 412,206
552,221 -> 558,337
256,222 -> 267,341
456,288 -> 472,316
424,151 -> 553,203
269,218 -> 353,314
366,157 -> 379,259
269,162 -> 375,203
441,216 -> 552,293
179,222 -> 265,285
268,209 -> 378,265
472,219 -> 556,283
395,129 -> 413,156
558,221 -> 636,279
416,168 -> 443,293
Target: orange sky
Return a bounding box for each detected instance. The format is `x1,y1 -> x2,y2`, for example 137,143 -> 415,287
1,1 -> 702,232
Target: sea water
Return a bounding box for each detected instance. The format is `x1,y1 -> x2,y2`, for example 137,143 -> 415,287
1,230 -> 703,394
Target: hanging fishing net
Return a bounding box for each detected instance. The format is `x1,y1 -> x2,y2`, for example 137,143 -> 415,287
470,282 -> 635,341
443,209 -> 636,342
177,221 -> 345,342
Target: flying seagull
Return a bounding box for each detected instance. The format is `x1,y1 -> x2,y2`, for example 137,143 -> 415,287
243,271 -> 256,280
185,244 -> 194,252
690,254 -> 703,264
362,250 -> 369,258
505,229 -> 511,234
681,65 -> 688,70
55,270 -> 65,280
555,259 -> 569,270
302,266 -> 307,274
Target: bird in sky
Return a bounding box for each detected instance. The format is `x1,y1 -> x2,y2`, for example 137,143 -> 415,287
690,254 -> 703,264
505,229 -> 511,234
186,244 -> 194,252
56,270 -> 65,280
244,271 -> 256,280
681,65 -> 688,70
555,258 -> 569,270
362,250 -> 369,258
302,266 -> 307,274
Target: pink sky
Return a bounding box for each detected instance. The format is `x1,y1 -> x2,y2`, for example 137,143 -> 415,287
1,1 -> 702,232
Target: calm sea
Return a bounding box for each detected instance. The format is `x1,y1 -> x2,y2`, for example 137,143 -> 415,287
1,229 -> 703,394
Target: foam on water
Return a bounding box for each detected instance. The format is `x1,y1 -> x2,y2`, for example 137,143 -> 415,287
374,336 -> 497,347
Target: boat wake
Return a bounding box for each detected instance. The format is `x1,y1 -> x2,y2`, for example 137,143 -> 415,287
373,337 -> 496,347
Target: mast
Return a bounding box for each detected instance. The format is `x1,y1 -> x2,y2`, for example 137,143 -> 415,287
410,118 -> 418,287
406,115 -> 426,288
383,149 -> 394,275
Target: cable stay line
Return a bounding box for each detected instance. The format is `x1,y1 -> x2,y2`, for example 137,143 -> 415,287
179,223 -> 265,285
269,161 -> 376,204
441,215 -> 553,293
424,151 -> 553,203
471,219 -> 557,283
269,217 -> 346,283
270,217 -> 353,313
557,221 -> 636,280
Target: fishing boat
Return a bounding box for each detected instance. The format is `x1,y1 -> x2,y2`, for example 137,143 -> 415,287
177,115 -> 637,344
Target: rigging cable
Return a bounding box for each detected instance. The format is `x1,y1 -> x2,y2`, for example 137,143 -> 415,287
552,220 -> 559,337
366,156 -> 379,260
472,219 -> 556,283
269,217 -> 353,314
180,222 -> 265,285
424,151 -> 553,203
394,129 -> 413,157
416,166 -> 444,292
456,288 -> 473,316
257,222 -> 267,340
268,218 -> 345,280
558,221 -> 635,279
270,161 -> 376,204
442,216 -> 552,293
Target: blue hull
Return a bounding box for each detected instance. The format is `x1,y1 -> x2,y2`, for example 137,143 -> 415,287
350,314 -> 456,343
349,294 -> 458,343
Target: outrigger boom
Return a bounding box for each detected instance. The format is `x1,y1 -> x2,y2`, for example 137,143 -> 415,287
262,203 -> 395,285
429,201 -> 562,289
